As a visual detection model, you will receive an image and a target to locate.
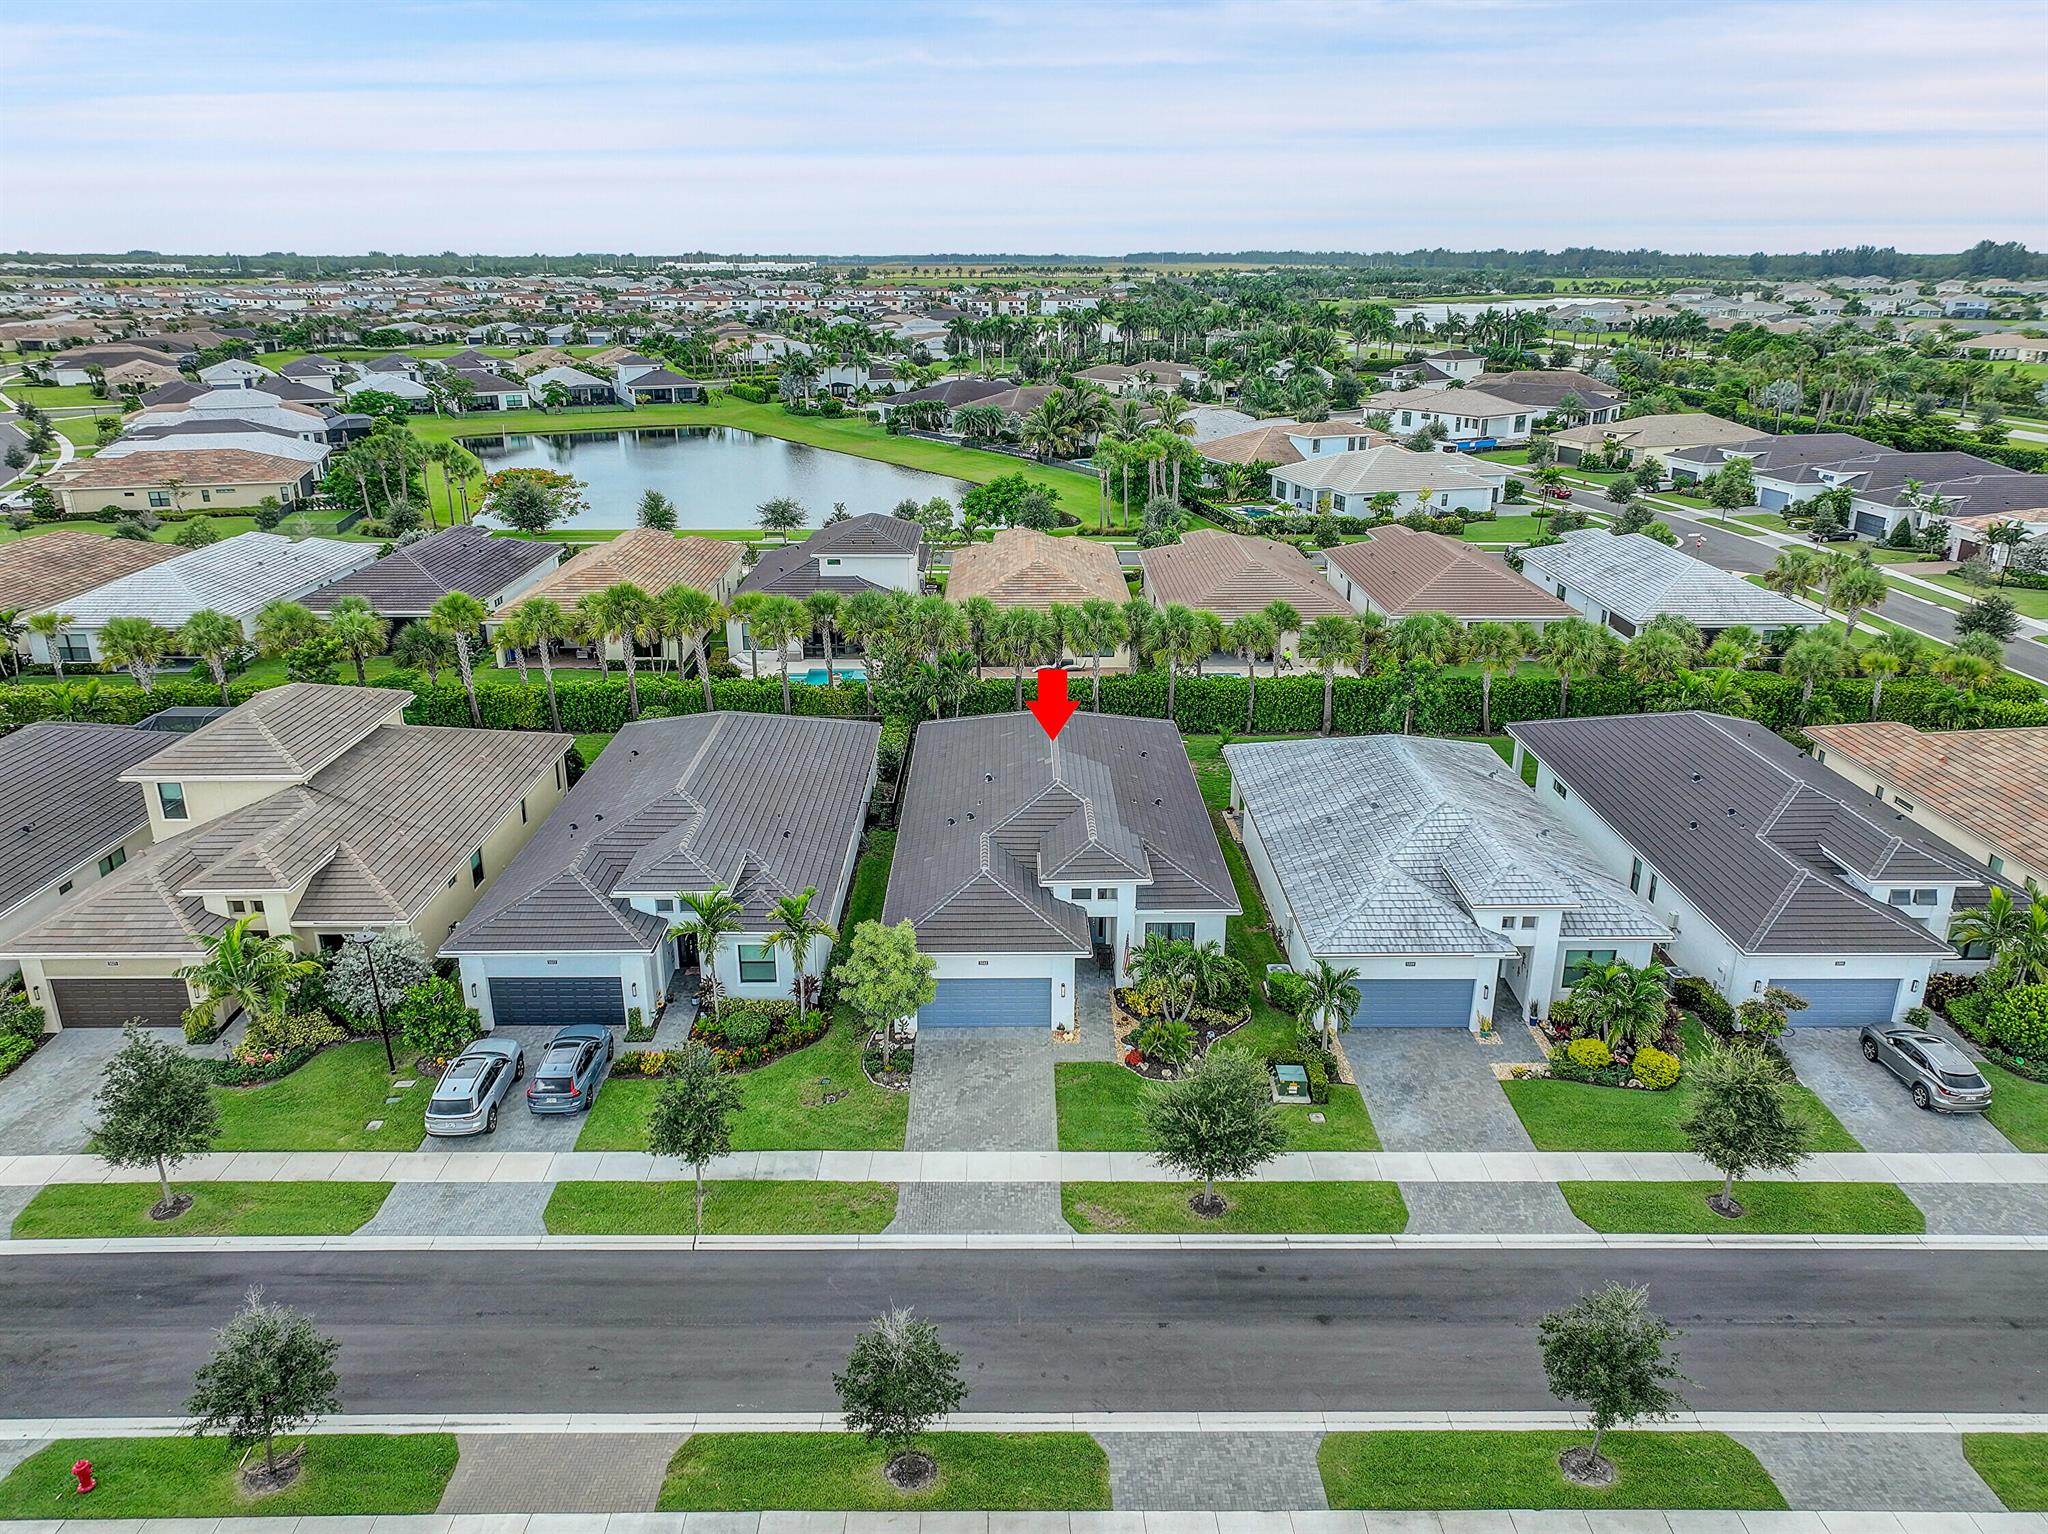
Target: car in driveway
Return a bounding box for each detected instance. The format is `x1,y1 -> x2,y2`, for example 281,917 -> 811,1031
525,1022 -> 615,1115
425,1038 -> 524,1137
1859,1025 -> 1993,1114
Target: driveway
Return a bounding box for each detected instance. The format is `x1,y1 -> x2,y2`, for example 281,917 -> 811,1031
419,1025 -> 612,1155
0,1028 -> 189,1156
1778,1029 -> 2016,1153
1350,1028 -> 1538,1151
906,1027 -> 1057,1151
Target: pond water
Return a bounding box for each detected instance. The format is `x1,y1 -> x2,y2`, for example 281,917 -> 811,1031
462,425 -> 974,532
1392,298 -> 1571,325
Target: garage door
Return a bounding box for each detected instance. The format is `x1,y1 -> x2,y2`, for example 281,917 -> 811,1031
918,977 -> 1050,1029
487,975 -> 624,1029
1853,510 -> 1891,538
1765,977 -> 1901,1027
1353,978 -> 1476,1028
51,977 -> 190,1029
1759,487 -> 1790,510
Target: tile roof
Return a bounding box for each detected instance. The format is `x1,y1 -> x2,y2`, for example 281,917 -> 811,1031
946,527 -> 1128,609
1805,722 -> 2048,876
124,683 -> 412,781
1321,527 -> 1572,620
884,713 -> 1236,955
445,712 -> 879,955
33,532 -> 376,627
56,447 -> 315,491
1227,735 -> 1670,956
1270,444 -> 1509,496
0,530 -> 184,613
1137,529 -> 1351,623
1516,530 -> 1823,629
499,529 -> 742,616
0,723 -> 165,920
302,526 -> 558,616
1548,413 -> 1756,453
1508,711 -> 1990,956
735,515 -> 924,598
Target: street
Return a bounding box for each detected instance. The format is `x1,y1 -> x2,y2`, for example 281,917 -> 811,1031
0,1248 -> 2041,1418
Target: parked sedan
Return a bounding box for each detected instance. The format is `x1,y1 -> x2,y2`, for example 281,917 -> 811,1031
1859,1025 -> 1993,1114
425,1038 -> 524,1137
525,1022 -> 616,1115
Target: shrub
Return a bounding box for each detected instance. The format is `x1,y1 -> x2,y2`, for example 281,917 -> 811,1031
1202,954 -> 1253,1013
321,930 -> 433,1029
1566,1037 -> 1613,1070
615,1049 -> 667,1077
726,382 -> 770,403
1673,976 -> 1735,1034
182,1004 -> 229,1045
1947,990 -> 1993,1044
1902,1005 -> 1938,1032
1987,984 -> 2048,1061
1135,1016 -> 1197,1069
1265,969 -> 1311,1017
1925,970 -> 1979,1016
394,976 -> 481,1063
1631,1045 -> 1681,1090
237,1011 -> 344,1059
721,1011 -> 773,1049
0,1033 -> 34,1078
0,992 -> 44,1042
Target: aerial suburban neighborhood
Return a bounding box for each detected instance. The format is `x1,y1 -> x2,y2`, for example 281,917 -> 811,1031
0,0 -> 2042,1528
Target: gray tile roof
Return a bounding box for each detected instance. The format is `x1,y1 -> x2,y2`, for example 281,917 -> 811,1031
125,683 -> 412,782
0,724 -> 165,920
1516,530 -> 1823,629
1226,736 -> 1669,958
884,714 -> 1236,955
444,712 -> 880,956
1507,711 -> 1990,956
736,514 -> 924,598
300,526 -> 558,616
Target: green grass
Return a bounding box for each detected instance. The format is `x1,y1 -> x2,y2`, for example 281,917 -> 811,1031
1460,514 -> 1550,542
1061,1180 -> 1406,1233
1502,1019 -> 1861,1152
1963,1433 -> 2048,1510
1054,1058 -> 1378,1151
573,731 -> 615,764
1318,1431 -> 1787,1511
1980,1059 -> 2048,1152
212,1041 -> 432,1152
658,1432 -> 1110,1511
0,1435 -> 459,1519
2,381 -> 101,409
1913,571 -> 2048,620
542,1180 -> 896,1234
1560,1180 -> 1925,1234
844,827 -> 895,926
12,1181 -> 391,1239
1182,731 -> 1306,809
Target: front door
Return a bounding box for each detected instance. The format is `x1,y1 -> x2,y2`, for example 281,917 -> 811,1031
1090,916 -> 1115,970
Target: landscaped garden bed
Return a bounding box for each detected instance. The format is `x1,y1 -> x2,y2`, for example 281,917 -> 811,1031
12,1181 -> 394,1240
1317,1430 -> 1786,1511
689,996 -> 830,1069
542,1180 -> 897,1235
0,1435 -> 459,1519
657,1431 -> 1110,1512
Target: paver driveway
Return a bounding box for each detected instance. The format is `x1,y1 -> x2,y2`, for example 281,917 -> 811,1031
1778,1028 -> 2014,1153
0,1027 -> 188,1155
1350,1027 -> 1539,1151
906,1026 -> 1057,1150
419,1024 -> 615,1154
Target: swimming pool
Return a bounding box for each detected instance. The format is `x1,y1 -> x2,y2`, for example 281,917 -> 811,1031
798,666 -> 866,686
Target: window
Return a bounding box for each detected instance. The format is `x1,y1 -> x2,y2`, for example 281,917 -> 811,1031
1146,921 -> 1196,943
1501,916 -> 1516,930
470,848 -> 485,887
655,898 -> 674,913
1552,779 -> 1568,799
1563,949 -> 1618,988
1894,796 -> 1916,812
1630,857 -> 1643,893
1069,887 -> 1092,900
97,847 -> 126,877
57,879 -> 72,895
1520,915 -> 1538,930
158,782 -> 187,821
147,491 -> 172,508
1096,888 -> 1114,900
1646,874 -> 1659,902
1989,855 -> 2005,876
738,943 -> 776,983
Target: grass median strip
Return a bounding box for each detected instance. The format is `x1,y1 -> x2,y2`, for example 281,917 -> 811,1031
11,1181 -> 393,1239
1318,1430 -> 1786,1510
1962,1433 -> 2048,1511
1061,1180 -> 1406,1234
0,1434 -> 458,1518
657,1431 -> 1110,1511
543,1179 -> 897,1235
1559,1180 -> 1924,1235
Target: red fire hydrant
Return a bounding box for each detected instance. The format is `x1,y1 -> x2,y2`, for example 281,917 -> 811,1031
71,1459 -> 95,1495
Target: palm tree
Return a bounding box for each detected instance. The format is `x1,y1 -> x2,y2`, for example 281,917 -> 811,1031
1229,611 -> 1276,730
177,913 -> 320,1029
1762,547 -> 1824,604
750,594 -> 809,713
766,887 -> 837,1026
1348,607 -> 1387,681
179,609 -> 244,706
1152,604 -> 1205,722
1260,600 -> 1302,673
1075,597 -> 1123,711
1984,893 -> 2048,987
838,589 -> 897,718
660,585 -> 723,713
507,596 -> 571,732
1297,614 -> 1357,735
672,883 -> 745,1019
252,599 -> 320,659
1950,885 -> 2030,965
327,596 -> 389,686
584,582 -> 651,720
1538,616 -> 1614,718
1857,643 -> 1903,718
1301,960 -> 1362,1051
959,596 -> 1001,679
427,589 -> 489,728
28,610 -> 76,681
1570,960 -> 1671,1052
1821,553 -> 1889,635
98,616 -> 172,692
804,589 -> 843,689
1385,611 -> 1464,733
1781,630 -> 1845,718
996,607 -> 1056,710
1467,620 -> 1526,736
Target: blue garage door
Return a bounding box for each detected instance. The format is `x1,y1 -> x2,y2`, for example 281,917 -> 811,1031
1759,487 -> 1790,510
1765,977 -> 1901,1027
1853,509 -> 1890,538
920,977 -> 1050,1028
1354,978 -> 1475,1028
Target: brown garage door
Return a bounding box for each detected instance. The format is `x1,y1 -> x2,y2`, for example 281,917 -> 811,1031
51,977 -> 191,1029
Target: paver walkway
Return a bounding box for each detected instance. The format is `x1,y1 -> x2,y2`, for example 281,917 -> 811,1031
1908,1182 -> 2048,1234
1780,1030 -> 2015,1155
1350,1030 -> 1542,1151
906,1027 -> 1057,1151
360,1181 -> 554,1237
1103,1430 -> 1329,1511
888,1181 -> 1066,1234
1737,1430 -> 2006,1513
437,1432 -> 684,1514
1399,1181 -> 1587,1234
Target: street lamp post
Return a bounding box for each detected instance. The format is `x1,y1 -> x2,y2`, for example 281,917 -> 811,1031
346,930 -> 395,1073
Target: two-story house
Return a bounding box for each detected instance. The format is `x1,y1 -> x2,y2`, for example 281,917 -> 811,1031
725,514 -> 926,673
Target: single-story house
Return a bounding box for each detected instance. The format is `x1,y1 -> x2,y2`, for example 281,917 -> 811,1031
10,684 -> 569,1030
1228,735 -> 1670,1029
301,524 -> 560,620
1515,529 -> 1825,638
613,366 -> 705,405
883,713 -> 1238,1026
1269,444 -> 1509,518
726,513 -> 925,669
197,359 -> 277,390
340,373 -> 434,409
488,527 -> 743,667
49,446 -> 323,520
1508,711 -> 1996,1025
1136,528 -> 1349,660
278,355 -> 348,383
41,346 -> 180,387
443,712 -> 879,1030
452,370 -> 530,411
1547,412 -> 1755,467
523,366 -> 613,406
1956,333 -> 2048,364
945,527 -> 1132,666
0,531 -> 184,648
1321,525 -> 1572,625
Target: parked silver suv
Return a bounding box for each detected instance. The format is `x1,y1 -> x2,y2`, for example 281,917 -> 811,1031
1859,1026 -> 1992,1114
425,1038 -> 525,1136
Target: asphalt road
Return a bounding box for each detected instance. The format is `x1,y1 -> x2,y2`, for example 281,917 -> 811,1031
1,1248 -> 2042,1417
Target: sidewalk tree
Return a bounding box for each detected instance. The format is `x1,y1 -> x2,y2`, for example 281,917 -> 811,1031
1678,1041 -> 1812,1216
833,1306 -> 969,1492
833,919 -> 937,1072
1956,593 -> 2020,645
186,1287 -> 342,1487
1140,1046 -> 1288,1216
93,1023 -> 221,1219
1538,1282 -> 1689,1486
646,1040 -> 744,1237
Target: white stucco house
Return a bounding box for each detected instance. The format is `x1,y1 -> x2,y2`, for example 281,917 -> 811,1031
1268,444 -> 1509,518
725,513 -> 926,672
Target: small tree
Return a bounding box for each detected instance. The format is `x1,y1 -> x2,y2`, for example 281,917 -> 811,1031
646,1040 -> 744,1237
321,928 -> 433,1028
834,1307 -> 969,1490
1139,1046 -> 1287,1216
832,919 -> 937,1071
186,1287 -> 342,1484
392,976 -> 480,1064
93,1023 -> 221,1219
1677,1042 -> 1811,1217
1538,1282 -> 1689,1485
1733,985 -> 1808,1042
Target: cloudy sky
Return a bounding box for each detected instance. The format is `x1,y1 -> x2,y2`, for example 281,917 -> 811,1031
3,0 -> 2043,257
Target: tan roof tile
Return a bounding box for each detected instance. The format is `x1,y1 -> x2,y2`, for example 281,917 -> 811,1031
497,528 -> 742,615
1137,529 -> 1351,623
0,530 -> 184,613
946,527 -> 1127,609
1322,526 -> 1573,620
1805,722 -> 2048,876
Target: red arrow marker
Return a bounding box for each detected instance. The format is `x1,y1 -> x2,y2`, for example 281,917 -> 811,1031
1026,667 -> 1077,741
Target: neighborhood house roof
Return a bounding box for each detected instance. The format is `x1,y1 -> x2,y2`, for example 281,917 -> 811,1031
1137,529 -> 1350,623
945,527 -> 1129,609
1548,413 -> 1756,454
444,712 -> 880,955
1269,444 -> 1507,496
736,513 -> 924,598
1226,735 -> 1669,957
1806,722 -> 2048,878
496,528 -> 741,616
1508,711 -> 1987,956
1321,526 -> 1572,620
0,723 -> 166,919
124,683 -> 411,782
1517,530 -> 1821,629
302,525 -> 558,616
0,529 -> 184,614
55,447 -> 316,493
33,532 -> 375,626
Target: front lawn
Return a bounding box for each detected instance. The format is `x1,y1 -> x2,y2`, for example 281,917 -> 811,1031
657,1432 -> 1110,1511
1559,1180 -> 1924,1234
1061,1180 -> 1406,1234
542,1179 -> 896,1235
1916,571 -> 2048,620
1980,1060 -> 2048,1152
1460,514 -> 1550,542
1963,1433 -> 2048,1510
1318,1430 -> 1786,1511
0,1434 -> 459,1519
12,1181 -> 392,1239
1054,1059 -> 1377,1151
212,1041 -> 432,1152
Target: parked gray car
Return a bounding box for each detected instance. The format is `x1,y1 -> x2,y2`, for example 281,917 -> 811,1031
525,1022 -> 615,1115
1859,1025 -> 1992,1114
425,1038 -> 525,1137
